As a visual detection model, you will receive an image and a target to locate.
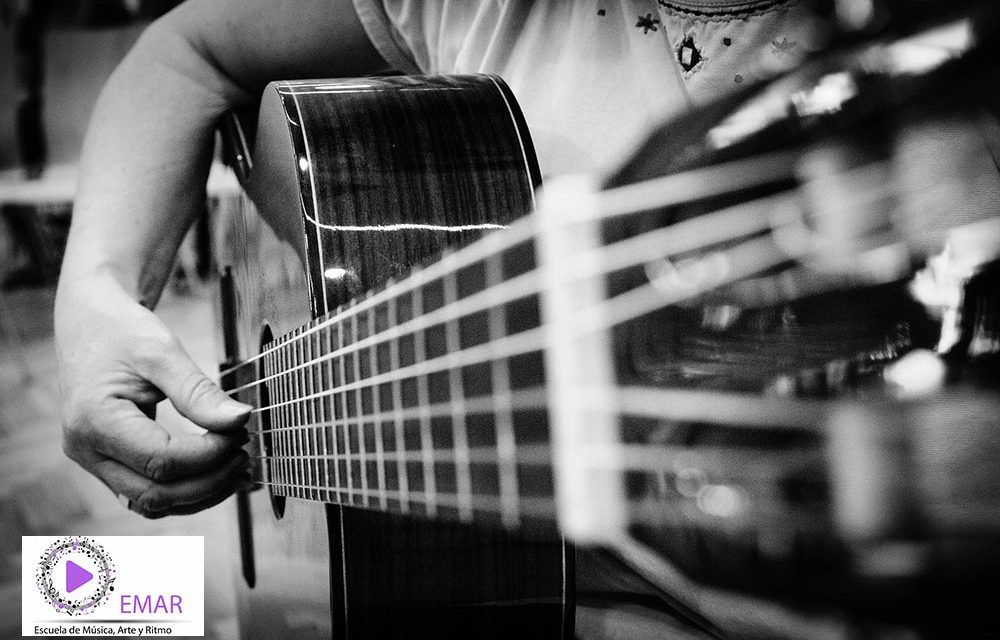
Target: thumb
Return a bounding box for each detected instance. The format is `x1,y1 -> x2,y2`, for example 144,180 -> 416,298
142,340 -> 252,432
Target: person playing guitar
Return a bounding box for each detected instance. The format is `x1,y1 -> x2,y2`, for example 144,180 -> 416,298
55,1 -> 1000,638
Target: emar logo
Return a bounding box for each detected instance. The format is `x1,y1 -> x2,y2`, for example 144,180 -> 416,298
35,536 -> 117,616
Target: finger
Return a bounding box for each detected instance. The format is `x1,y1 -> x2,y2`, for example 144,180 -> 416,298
138,483 -> 245,518
135,339 -> 251,432
94,450 -> 249,517
92,402 -> 246,482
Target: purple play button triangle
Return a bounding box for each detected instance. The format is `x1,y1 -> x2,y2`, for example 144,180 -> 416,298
66,560 -> 93,593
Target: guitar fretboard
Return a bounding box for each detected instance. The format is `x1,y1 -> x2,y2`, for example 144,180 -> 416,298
253,235 -> 559,529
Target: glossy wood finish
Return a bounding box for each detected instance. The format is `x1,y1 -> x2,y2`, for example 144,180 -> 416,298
216,76 -> 568,640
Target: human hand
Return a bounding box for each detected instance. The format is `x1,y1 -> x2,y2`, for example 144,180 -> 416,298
55,274 -> 252,518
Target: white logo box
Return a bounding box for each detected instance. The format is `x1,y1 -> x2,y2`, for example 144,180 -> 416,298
22,536 -> 204,637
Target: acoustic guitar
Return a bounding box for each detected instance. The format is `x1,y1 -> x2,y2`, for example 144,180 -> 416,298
214,11 -> 1000,638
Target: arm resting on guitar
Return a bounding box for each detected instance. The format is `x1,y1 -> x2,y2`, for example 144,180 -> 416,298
55,0 -> 391,517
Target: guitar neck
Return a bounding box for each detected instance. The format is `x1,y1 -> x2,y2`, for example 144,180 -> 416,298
250,231 -> 560,529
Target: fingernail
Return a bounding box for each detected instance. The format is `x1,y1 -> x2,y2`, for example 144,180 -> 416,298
224,399 -> 253,415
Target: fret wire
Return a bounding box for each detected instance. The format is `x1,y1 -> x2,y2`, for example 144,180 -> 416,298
318,328 -> 331,500
255,480 -> 558,519
305,332 -> 318,500
272,350 -> 283,487
312,333 -> 320,499
279,336 -> 288,495
277,337 -> 286,493
352,312 -> 369,508
486,251 -> 521,527
271,346 -> 280,488
277,340 -> 287,489
297,331 -> 307,500
301,333 -> 310,498
368,305 -> 388,510
304,334 -> 312,501
283,340 -> 293,492
326,322 -> 341,503
292,331 -> 301,499
312,334 -> 324,500
249,325 -> 544,414
289,340 -> 297,494
249,388 -> 548,435
270,345 -> 280,488
286,333 -> 295,499
337,315 -> 354,503
259,352 -> 271,485
443,270 -> 473,521
413,284 -> 437,517
305,332 -> 315,500
389,294 -> 410,515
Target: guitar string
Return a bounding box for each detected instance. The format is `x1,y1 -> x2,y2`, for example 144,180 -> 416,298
246,445 -> 551,465
218,150 -> 800,379
222,207 -> 786,420
246,445 -> 817,478
245,385 -> 823,439
223,172 -> 957,487
250,474 -> 827,535
245,328 -> 545,413
247,469 -> 826,530
244,480 -> 560,515
223,151 -> 916,528
219,215 -> 537,378
221,186 -> 792,397
248,386 -> 825,447
220,156 -> 913,401
230,194 -> 913,421
246,384 -> 821,483
235,225 -> 796,415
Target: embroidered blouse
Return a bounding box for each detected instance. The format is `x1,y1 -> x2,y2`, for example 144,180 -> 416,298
351,0 -> 824,178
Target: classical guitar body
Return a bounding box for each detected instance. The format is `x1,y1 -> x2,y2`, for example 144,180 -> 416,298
215,76 -> 571,640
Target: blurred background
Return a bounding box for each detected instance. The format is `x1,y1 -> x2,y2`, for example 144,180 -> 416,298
0,2 -> 239,638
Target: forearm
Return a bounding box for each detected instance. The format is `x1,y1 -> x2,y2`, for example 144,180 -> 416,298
53,0 -> 388,519
63,23 -> 250,307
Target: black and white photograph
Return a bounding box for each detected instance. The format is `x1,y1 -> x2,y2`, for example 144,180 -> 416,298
1,1 -> 999,638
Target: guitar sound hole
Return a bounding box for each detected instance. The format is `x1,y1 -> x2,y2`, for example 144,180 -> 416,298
258,325 -> 285,519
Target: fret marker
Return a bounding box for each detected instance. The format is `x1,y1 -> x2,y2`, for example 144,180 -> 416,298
324,267 -> 350,280
298,157 -> 310,172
